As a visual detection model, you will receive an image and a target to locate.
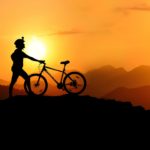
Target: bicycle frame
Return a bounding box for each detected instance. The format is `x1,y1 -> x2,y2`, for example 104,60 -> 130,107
39,63 -> 68,85
24,61 -> 87,95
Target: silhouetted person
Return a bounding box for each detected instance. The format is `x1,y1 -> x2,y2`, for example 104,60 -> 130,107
9,37 -> 44,97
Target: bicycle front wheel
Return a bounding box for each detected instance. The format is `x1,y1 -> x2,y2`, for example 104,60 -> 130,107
63,72 -> 87,95
24,74 -> 48,96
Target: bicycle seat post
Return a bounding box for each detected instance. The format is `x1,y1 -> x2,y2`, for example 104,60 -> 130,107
63,64 -> 66,73
60,60 -> 70,73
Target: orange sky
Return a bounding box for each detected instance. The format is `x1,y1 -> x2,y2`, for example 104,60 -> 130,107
1,0 -> 150,81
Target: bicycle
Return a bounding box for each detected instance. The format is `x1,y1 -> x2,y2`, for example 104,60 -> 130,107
24,60 -> 87,96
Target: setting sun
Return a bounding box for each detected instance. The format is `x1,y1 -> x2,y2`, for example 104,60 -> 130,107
25,37 -> 46,60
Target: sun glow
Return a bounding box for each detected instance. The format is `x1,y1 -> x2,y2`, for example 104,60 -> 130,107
25,37 -> 46,59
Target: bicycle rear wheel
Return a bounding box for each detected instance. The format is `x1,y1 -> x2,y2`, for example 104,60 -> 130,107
24,74 -> 48,96
63,72 -> 86,95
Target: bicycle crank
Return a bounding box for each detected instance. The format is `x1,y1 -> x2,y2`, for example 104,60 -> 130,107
57,83 -> 63,89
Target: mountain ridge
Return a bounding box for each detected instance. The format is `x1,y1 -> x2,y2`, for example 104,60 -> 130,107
85,65 -> 150,96
103,85 -> 150,110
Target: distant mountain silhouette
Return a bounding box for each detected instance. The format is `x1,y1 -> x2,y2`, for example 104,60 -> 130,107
0,84 -> 25,99
103,85 -> 150,110
0,79 -> 9,86
85,65 -> 127,97
3,65 -> 150,99
0,95 -> 149,114
85,65 -> 150,98
0,83 -> 66,99
0,76 -> 66,98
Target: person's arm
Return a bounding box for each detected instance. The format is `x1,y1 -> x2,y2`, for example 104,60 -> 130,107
23,52 -> 45,63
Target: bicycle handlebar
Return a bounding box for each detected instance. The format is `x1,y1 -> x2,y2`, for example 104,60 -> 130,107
39,60 -> 45,64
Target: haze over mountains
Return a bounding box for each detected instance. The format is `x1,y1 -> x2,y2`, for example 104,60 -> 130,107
85,65 -> 150,96
1,65 -> 150,109
85,65 -> 150,109
104,86 -> 150,110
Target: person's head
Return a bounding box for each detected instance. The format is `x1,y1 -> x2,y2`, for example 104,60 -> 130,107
14,37 -> 25,49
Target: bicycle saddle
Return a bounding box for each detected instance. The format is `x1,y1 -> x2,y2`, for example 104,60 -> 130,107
60,60 -> 70,65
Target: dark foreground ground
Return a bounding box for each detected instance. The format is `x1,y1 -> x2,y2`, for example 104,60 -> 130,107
1,95 -> 149,145
0,95 -> 150,115
1,95 -> 150,133
0,96 -> 147,146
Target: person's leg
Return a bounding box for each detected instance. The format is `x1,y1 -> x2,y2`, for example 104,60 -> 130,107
9,72 -> 19,97
20,69 -> 28,79
20,69 -> 32,94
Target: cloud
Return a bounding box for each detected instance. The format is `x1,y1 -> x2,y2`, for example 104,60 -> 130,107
128,6 -> 150,11
116,3 -> 150,12
47,30 -> 85,36
38,29 -> 101,37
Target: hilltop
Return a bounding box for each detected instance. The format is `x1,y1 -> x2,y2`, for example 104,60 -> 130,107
0,95 -> 149,115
